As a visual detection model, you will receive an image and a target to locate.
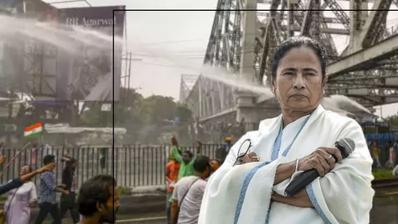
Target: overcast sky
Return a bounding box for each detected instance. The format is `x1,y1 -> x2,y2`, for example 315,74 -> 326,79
44,0 -> 398,118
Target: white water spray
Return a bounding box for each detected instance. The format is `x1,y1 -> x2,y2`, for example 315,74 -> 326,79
134,40 -> 372,117
199,65 -> 274,97
0,14 -> 122,54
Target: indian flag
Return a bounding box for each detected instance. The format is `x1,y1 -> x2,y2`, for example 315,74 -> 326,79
24,122 -> 43,138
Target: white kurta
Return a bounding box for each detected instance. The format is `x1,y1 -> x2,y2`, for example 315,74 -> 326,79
198,105 -> 374,224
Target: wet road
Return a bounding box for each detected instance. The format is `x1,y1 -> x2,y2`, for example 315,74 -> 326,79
370,187 -> 398,224
40,186 -> 398,224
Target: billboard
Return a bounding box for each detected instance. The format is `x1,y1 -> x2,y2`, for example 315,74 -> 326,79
1,1 -> 58,98
57,6 -> 125,101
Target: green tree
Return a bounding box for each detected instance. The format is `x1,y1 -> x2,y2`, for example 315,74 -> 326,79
78,89 -> 194,144
175,103 -> 193,145
175,103 -> 192,124
139,95 -> 176,125
385,114 -> 398,129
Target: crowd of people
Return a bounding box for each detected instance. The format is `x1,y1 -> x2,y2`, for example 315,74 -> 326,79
0,151 -> 119,224
369,140 -> 398,175
166,136 -> 226,224
1,35 -> 392,223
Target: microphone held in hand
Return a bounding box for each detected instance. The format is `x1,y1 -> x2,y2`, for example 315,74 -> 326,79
284,138 -> 355,197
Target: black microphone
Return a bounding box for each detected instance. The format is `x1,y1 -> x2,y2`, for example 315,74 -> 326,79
284,138 -> 355,197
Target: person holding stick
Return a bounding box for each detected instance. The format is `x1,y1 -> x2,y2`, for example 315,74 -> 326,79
0,153 -> 55,195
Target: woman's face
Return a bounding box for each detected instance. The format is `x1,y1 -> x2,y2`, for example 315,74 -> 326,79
273,47 -> 325,113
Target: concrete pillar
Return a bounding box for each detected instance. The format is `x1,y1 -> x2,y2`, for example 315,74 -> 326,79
239,0 -> 257,83
235,91 -> 281,130
235,91 -> 259,123
349,0 -> 368,53
287,0 -> 298,37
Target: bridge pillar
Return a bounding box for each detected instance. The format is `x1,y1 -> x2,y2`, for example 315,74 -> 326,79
348,0 -> 368,53
239,0 -> 257,83
236,91 -> 280,130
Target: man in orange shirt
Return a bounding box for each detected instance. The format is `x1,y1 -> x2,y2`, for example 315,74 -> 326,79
166,155 -> 180,223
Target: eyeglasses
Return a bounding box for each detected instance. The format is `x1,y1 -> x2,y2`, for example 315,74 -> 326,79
233,139 -> 252,165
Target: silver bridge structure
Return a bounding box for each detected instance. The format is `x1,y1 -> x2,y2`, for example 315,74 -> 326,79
180,0 -> 398,142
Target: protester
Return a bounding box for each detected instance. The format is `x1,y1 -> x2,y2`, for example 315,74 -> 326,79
166,154 -> 180,223
199,36 -> 374,224
99,147 -> 108,170
0,155 -> 52,195
169,136 -> 182,160
371,141 -> 382,168
78,175 -> 120,224
60,156 -> 79,223
171,155 -> 211,224
4,165 -> 37,224
35,155 -> 69,224
174,150 -> 195,180
385,141 -> 396,168
195,141 -> 203,155
170,137 -> 203,180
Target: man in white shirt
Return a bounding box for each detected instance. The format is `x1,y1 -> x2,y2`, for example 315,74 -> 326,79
171,155 -> 211,224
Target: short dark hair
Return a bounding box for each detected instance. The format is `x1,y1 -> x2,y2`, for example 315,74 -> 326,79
78,175 -> 116,217
66,157 -> 76,163
211,159 -> 221,165
182,150 -> 193,158
271,36 -> 326,83
193,155 -> 210,173
43,155 -> 55,165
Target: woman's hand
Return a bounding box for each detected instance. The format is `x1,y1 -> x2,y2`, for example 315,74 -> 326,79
298,147 -> 342,176
274,147 -> 342,185
271,190 -> 313,208
236,152 -> 260,164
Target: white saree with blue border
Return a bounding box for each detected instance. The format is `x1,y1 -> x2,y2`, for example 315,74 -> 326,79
198,105 -> 374,224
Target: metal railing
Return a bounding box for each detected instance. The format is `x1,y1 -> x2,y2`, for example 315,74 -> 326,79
114,144 -> 221,187
0,144 -> 222,188
0,145 -> 114,189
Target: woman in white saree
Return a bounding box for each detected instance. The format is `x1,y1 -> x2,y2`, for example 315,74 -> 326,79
198,36 -> 374,224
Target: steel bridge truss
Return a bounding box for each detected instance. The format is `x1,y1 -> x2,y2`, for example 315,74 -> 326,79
186,0 -> 398,121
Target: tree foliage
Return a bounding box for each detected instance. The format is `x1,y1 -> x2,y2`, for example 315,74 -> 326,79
385,114 -> 398,129
78,88 -> 193,144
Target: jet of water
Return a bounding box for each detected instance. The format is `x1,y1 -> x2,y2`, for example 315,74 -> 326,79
0,14 -> 122,55
133,36 -> 372,118
199,65 -> 274,97
322,95 -> 371,114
